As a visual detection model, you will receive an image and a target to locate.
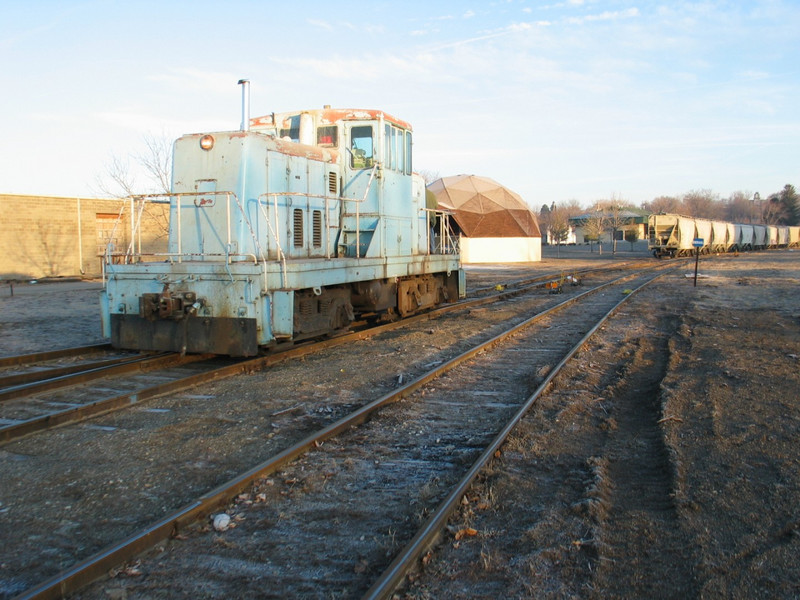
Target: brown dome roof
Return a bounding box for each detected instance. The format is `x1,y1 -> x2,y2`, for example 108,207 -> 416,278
428,175 -> 541,238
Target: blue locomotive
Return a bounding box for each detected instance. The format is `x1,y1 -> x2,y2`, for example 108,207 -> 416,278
101,85 -> 464,356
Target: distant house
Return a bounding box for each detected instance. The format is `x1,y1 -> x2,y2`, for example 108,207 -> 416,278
542,225 -> 578,245
428,175 -> 542,263
569,209 -> 648,245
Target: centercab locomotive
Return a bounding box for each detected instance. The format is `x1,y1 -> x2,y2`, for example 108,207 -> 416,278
101,85 -> 464,356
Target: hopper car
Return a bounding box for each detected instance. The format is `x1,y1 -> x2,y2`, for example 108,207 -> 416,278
100,83 -> 464,356
648,213 -> 799,258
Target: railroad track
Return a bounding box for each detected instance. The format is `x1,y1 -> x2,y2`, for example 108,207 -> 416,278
0,344 -> 110,369
0,352 -> 187,398
0,261 -> 665,446
5,261 -> 683,599
0,351 -> 221,443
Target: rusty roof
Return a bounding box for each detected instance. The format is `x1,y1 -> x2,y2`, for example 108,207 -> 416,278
251,108 -> 412,132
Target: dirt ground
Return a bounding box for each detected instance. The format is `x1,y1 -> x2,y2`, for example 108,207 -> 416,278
404,250 -> 800,599
1,247 -> 798,598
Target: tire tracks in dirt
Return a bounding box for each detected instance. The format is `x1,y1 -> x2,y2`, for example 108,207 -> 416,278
588,313 -> 699,598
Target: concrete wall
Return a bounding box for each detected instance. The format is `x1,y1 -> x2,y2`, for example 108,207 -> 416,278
0,194 -> 168,280
459,236 -> 542,264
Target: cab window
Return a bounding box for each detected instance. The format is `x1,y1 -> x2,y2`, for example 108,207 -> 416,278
350,126 -> 374,169
405,131 -> 412,174
394,128 -> 404,173
317,126 -> 337,147
406,131 -> 411,175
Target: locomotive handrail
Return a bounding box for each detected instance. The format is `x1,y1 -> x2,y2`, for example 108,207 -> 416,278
422,207 -> 460,256
104,191 -> 268,267
224,192 -> 270,290
255,191 -> 355,288
103,252 -> 259,263
355,163 -> 379,258
256,193 -> 290,289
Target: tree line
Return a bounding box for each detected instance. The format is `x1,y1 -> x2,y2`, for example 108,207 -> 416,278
539,185 -> 798,252
541,185 -> 798,226
641,185 -> 799,226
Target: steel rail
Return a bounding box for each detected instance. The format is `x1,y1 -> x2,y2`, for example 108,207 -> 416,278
0,344 -> 110,368
0,353 -> 166,389
362,269 -> 675,600
12,265 -> 671,600
0,352 -> 191,402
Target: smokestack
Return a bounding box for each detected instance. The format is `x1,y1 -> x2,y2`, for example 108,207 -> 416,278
238,79 -> 250,131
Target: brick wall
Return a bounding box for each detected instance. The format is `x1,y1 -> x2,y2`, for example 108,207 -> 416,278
0,194 -> 169,279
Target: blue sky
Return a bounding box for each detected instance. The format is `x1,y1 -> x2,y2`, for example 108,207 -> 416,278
1,1 -> 798,209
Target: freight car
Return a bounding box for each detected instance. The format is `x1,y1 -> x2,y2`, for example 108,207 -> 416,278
648,213 -> 799,258
100,83 -> 464,356
648,214 -> 707,257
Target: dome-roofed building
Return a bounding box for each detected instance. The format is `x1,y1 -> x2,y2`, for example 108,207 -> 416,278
428,174 -> 541,263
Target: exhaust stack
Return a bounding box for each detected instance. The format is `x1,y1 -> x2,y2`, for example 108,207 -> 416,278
238,79 -> 250,131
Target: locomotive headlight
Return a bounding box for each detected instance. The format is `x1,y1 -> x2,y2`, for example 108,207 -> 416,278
199,135 -> 215,151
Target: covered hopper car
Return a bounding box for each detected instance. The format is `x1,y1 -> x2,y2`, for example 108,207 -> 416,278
100,83 -> 464,356
648,213 -> 799,258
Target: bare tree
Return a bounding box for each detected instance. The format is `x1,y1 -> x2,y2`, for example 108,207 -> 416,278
139,133 -> 173,194
539,201 -> 580,251
595,196 -> 635,255
681,189 -> 724,219
560,198 -> 584,218
94,153 -> 138,198
547,204 -> 572,256
642,195 -> 681,214
95,132 -> 173,198
583,212 -> 606,253
94,133 -> 174,247
417,170 -> 441,185
761,197 -> 786,225
726,191 -> 758,223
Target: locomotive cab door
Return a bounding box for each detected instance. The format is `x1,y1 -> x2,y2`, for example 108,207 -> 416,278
339,123 -> 380,257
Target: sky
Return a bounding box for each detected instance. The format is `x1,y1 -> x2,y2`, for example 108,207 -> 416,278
1,0 -> 798,210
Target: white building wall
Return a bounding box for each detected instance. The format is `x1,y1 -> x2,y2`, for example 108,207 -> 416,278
544,226 -> 577,245
459,236 -> 542,263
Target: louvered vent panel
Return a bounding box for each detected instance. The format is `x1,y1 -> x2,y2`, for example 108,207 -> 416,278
313,210 -> 322,248
293,209 -> 303,247
328,172 -> 337,195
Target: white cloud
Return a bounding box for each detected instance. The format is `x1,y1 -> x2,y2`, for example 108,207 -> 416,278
307,19 -> 334,30
566,7 -> 640,25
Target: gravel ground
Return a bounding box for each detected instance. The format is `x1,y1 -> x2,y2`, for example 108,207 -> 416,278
1,247 -> 798,598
